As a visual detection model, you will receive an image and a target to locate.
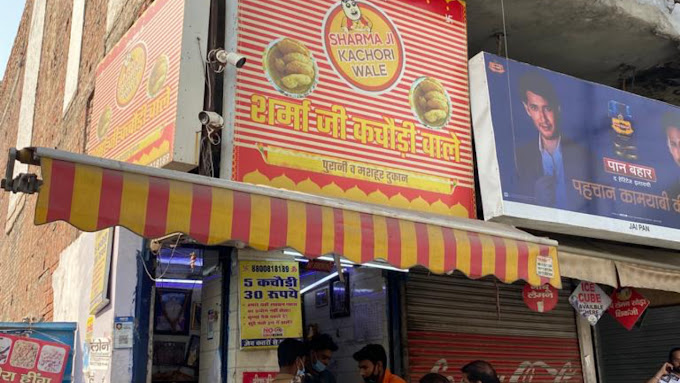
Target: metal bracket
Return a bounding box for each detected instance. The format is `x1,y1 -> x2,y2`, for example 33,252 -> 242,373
1,148 -> 42,194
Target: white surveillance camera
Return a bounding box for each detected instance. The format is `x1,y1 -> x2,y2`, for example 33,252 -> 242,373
198,111 -> 224,128
212,49 -> 247,69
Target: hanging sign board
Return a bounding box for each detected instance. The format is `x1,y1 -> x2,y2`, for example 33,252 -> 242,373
522,284 -> 558,313
0,333 -> 70,382
569,281 -> 612,325
87,0 -> 209,170
607,287 -> 650,330
239,261 -> 302,349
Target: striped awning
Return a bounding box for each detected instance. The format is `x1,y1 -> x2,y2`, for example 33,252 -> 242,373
6,147 -> 561,288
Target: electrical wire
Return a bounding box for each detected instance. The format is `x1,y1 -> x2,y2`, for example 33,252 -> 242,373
499,0 -> 520,174
138,234 -> 183,282
197,37 -> 213,111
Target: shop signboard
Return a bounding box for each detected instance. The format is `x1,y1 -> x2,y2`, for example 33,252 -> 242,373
243,372 -> 278,383
607,287 -> 650,330
239,261 -> 302,349
90,229 -> 113,315
232,0 -> 475,217
569,281 -> 611,326
87,0 -> 209,170
470,52 -> 680,249
0,332 -> 70,382
522,284 -> 558,313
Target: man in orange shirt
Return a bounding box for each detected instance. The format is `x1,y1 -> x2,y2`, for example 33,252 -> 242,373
353,344 -> 406,383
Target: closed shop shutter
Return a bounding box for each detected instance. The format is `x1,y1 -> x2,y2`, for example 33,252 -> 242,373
405,271 -> 583,383
595,305 -> 680,383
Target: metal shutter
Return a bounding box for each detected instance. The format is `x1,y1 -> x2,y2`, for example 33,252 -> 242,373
595,305 -> 680,383
405,271 -> 583,383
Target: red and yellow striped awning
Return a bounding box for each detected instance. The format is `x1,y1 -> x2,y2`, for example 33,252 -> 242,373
13,148 -> 561,287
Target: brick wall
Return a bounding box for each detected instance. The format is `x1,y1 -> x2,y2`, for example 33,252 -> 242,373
0,0 -> 152,322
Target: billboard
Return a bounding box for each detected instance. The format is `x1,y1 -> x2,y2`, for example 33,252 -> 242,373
0,333 -> 71,382
470,52 -> 680,249
231,0 -> 474,217
86,0 -> 209,170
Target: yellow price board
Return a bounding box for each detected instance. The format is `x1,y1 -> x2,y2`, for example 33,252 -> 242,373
239,260 -> 302,349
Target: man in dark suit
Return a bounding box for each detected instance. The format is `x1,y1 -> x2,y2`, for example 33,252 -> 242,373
662,112 -> 680,202
514,71 -> 589,209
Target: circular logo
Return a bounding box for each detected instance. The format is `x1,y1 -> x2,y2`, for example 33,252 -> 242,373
322,1 -> 405,94
147,54 -> 169,98
522,284 -> 558,313
116,43 -> 147,107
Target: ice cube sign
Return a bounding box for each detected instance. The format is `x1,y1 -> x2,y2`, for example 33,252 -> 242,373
569,281 -> 612,326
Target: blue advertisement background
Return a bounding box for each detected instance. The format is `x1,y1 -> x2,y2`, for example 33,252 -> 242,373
482,52 -> 680,229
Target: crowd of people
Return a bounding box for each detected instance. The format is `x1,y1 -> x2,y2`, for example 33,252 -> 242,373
272,336 -> 500,383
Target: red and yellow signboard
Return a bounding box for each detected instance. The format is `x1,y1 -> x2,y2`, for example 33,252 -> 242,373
87,0 -> 197,170
234,0 -> 473,217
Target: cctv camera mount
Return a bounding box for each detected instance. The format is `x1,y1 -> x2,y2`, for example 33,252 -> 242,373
198,111 -> 224,129
208,48 -> 247,71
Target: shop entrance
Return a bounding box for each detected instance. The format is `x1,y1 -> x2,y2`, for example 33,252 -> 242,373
147,242 -> 226,383
297,254 -> 401,382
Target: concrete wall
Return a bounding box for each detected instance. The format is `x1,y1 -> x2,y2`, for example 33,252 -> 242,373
63,0 -> 86,114
6,0 -> 46,233
52,228 -> 142,383
52,231 -> 96,383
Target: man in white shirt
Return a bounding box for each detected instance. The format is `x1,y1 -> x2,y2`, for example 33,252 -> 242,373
647,348 -> 680,383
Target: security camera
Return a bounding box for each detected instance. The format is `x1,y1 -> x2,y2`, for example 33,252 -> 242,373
209,49 -> 247,70
198,111 -> 224,129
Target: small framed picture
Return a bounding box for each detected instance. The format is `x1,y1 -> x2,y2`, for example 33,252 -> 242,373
330,273 -> 350,318
190,302 -> 202,331
184,335 -> 200,369
315,289 -> 329,308
154,288 -> 191,335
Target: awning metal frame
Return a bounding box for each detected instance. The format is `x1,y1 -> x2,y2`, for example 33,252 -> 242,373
2,148 -> 41,195
2,147 -> 562,288
2,147 -> 558,248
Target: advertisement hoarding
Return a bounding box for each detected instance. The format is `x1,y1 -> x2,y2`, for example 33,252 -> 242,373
231,0 -> 474,217
87,0 -> 209,170
470,52 -> 680,249
0,333 -> 71,382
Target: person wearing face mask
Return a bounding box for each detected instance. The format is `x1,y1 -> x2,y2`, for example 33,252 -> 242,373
273,339 -> 308,383
306,334 -> 338,383
353,344 -> 406,383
